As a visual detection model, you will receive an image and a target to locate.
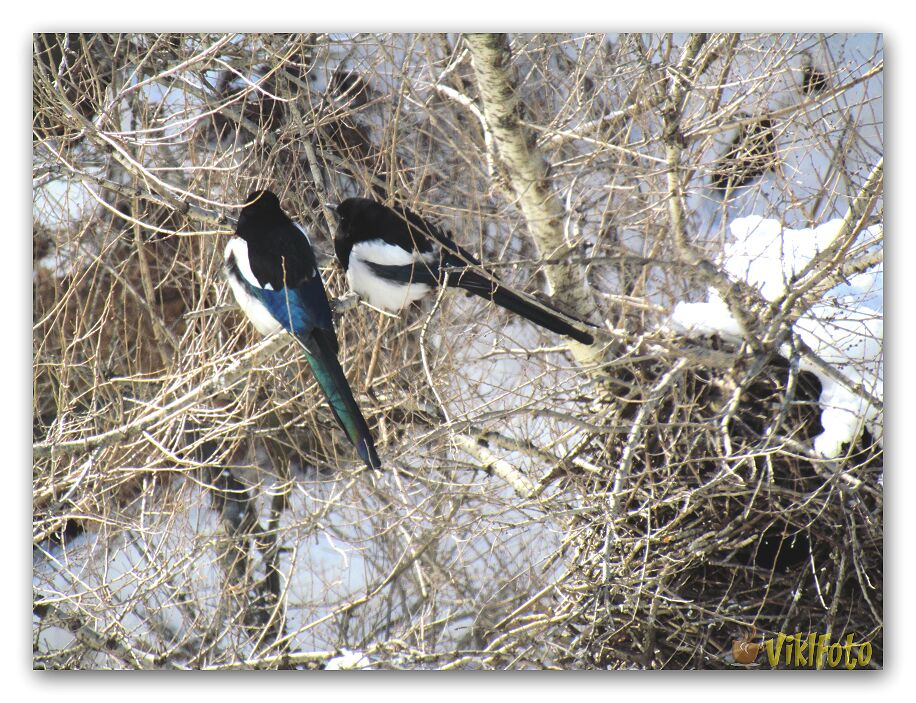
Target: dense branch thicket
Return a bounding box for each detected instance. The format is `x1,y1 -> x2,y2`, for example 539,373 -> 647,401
33,33 -> 882,670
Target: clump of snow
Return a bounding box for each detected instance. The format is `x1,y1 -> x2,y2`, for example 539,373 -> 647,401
325,649 -> 372,670
667,293 -> 743,340
670,216 -> 882,459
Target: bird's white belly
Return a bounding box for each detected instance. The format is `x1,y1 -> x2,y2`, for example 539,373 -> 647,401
227,274 -> 283,336
347,242 -> 434,311
225,269 -> 284,336
224,238 -> 284,336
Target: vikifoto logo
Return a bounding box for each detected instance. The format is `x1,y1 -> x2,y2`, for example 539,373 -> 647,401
731,628 -> 873,669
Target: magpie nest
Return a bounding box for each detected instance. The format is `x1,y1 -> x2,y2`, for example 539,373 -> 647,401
551,349 -> 883,670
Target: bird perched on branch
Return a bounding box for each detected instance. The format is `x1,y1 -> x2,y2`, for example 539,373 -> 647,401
224,190 -> 380,470
332,197 -> 596,345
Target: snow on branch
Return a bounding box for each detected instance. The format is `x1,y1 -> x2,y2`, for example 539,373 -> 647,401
670,213 -> 883,458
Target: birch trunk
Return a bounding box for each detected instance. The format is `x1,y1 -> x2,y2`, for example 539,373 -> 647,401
465,33 -> 605,370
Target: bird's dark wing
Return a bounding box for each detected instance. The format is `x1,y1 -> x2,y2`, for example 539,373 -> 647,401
396,209 -> 597,345
231,254 -> 380,470
362,256 -> 442,286
245,274 -> 331,338
392,205 -> 484,269
248,225 -> 319,291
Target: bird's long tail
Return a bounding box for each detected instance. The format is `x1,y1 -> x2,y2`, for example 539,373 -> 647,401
364,258 -> 597,345
449,269 -> 596,346
295,329 -> 381,470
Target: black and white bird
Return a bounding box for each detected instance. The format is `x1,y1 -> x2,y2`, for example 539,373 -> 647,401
224,190 -> 380,470
333,198 -> 595,345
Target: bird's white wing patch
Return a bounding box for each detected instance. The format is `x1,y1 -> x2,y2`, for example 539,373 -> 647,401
224,238 -> 283,336
347,239 -> 435,311
225,238 -> 274,290
352,239 -> 434,266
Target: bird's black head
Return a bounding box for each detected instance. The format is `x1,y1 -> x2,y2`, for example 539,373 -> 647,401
334,198 -> 435,271
334,198 -> 384,235
243,189 -> 281,214
236,189 -> 285,241
333,198 -> 385,270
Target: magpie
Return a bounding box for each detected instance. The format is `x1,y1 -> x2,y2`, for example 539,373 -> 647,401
224,190 -> 381,470
333,198 -> 596,345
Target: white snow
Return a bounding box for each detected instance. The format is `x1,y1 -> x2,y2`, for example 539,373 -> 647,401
670,216 -> 883,459
325,649 -> 372,670
33,499 -> 225,668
